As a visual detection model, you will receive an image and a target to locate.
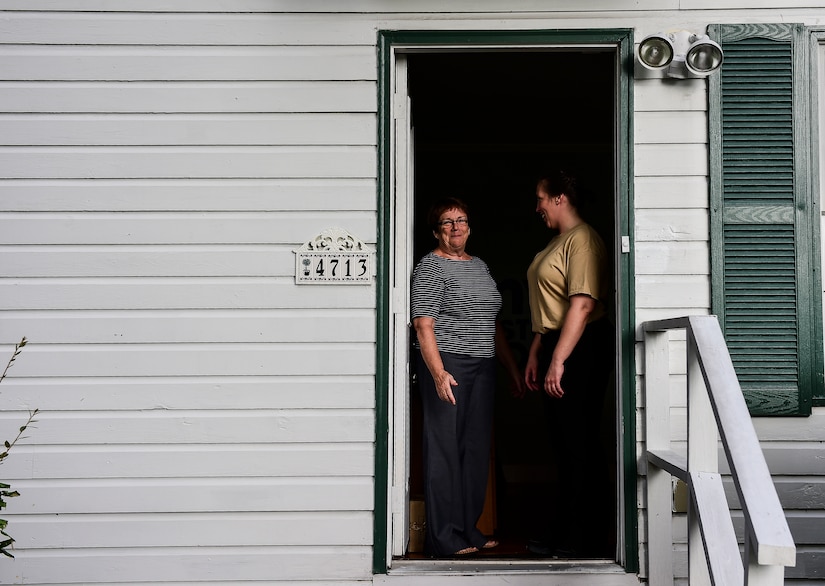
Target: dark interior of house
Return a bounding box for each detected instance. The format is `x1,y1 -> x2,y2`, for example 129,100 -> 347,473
405,50 -> 618,559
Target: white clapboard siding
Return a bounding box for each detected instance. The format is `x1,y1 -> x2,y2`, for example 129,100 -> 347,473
0,247 -> 359,277
634,111 -> 709,144
0,246 -> 381,278
7,511 -> 374,548
0,0 -> 675,11
637,482 -> 825,530
635,241 -> 710,275
1,445 -> 374,482
738,478 -> 825,510
643,408 -> 825,445
682,0 -> 821,8
754,413 -> 825,441
0,376 -> 375,411
635,209 -> 709,242
3,477 -> 374,511
0,214 -> 377,244
0,344 -> 375,378
0,81 -> 378,113
634,144 -> 711,177
0,548 -> 374,583
635,440 -> 825,477
635,176 -> 710,209
732,444 -> 825,476
0,13 -> 375,45
0,179 -> 377,211
635,275 -> 711,308
634,80 -> 708,113
0,310 -> 376,343
0,46 -> 377,81
0,0 -> 820,14
0,279 -> 376,310
0,146 -> 377,179
667,511 -> 825,546
0,114 -> 377,146
0,410 -> 375,445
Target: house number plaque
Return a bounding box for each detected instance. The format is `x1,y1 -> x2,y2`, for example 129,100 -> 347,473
294,227 -> 374,284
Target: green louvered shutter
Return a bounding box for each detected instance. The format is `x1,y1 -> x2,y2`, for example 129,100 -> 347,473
709,24 -> 821,416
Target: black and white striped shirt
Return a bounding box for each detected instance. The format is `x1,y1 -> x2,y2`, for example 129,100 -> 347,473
410,252 -> 502,358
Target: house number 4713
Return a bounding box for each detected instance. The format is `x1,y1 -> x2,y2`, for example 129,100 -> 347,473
295,252 -> 372,284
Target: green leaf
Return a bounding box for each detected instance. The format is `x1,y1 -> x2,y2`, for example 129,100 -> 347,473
0,538 -> 15,558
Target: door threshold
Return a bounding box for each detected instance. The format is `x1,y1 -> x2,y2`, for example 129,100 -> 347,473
387,557 -> 627,574
377,559 -> 640,585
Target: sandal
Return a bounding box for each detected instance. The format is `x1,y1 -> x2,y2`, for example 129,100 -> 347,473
482,540 -> 499,549
453,546 -> 479,556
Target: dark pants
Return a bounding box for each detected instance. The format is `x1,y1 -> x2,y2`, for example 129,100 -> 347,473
539,317 -> 614,555
415,350 -> 495,557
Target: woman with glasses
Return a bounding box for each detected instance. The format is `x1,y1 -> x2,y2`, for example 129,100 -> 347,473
411,196 -> 523,558
524,170 -> 614,558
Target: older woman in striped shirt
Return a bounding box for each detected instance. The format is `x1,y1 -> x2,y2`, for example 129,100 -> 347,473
411,196 -> 523,558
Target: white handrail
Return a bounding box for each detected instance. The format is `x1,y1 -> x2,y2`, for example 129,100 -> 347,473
643,315 -> 795,586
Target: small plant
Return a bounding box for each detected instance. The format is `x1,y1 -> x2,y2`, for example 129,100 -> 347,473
0,337 -> 37,558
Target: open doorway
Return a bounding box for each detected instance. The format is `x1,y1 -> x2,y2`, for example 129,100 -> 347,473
403,50 -> 619,559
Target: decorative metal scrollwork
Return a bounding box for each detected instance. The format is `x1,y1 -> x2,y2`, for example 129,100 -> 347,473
298,227 -> 368,253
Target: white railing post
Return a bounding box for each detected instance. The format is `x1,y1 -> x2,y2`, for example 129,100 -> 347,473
745,531 -> 786,586
644,328 -> 674,586
643,316 -> 796,586
687,333 -> 717,586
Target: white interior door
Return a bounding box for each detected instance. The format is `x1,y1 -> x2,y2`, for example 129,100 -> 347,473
390,53 -> 414,559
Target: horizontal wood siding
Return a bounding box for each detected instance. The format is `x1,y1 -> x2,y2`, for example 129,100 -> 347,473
0,82 -> 378,113
634,80 -> 712,340
0,6 -> 378,585
5,0 -> 825,12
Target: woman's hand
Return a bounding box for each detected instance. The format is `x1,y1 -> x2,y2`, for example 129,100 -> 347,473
544,359 -> 566,398
433,370 -> 459,405
413,316 -> 459,405
543,294 -> 596,398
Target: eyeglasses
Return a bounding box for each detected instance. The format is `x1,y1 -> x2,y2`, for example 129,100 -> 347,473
438,218 -> 469,228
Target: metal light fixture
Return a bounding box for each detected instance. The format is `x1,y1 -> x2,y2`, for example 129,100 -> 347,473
637,30 -> 723,79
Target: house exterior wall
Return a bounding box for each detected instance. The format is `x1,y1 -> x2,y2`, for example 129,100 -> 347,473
0,2 -> 823,584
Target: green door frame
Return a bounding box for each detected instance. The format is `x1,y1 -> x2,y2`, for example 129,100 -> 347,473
374,28 -> 638,574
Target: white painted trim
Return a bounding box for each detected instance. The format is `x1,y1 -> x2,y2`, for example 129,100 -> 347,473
389,53 -> 414,560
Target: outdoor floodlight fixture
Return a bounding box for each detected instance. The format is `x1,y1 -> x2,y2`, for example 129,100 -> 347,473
637,30 -> 723,79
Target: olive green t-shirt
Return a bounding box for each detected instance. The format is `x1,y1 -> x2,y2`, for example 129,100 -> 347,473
527,223 -> 608,333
